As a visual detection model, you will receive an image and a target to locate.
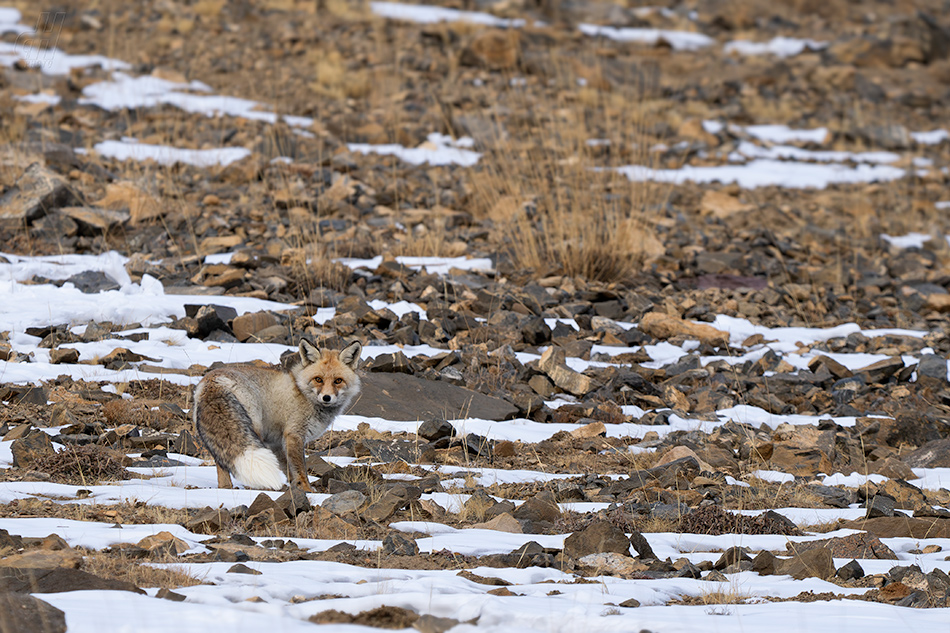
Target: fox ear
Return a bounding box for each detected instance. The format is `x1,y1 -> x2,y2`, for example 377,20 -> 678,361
338,341 -> 362,370
298,339 -> 321,365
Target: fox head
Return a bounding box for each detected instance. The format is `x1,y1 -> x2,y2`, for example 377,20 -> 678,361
295,339 -> 362,408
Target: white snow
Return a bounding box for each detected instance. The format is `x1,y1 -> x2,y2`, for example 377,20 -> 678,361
347,133 -> 481,167
614,159 -> 906,189
880,232 -> 933,249
735,124 -> 830,145
578,24 -> 714,50
80,72 -> 313,129
732,140 -> 898,165
335,255 -> 493,274
724,37 -> 827,58
14,92 -> 61,105
911,129 -> 949,145
93,138 -> 251,168
369,1 -> 526,27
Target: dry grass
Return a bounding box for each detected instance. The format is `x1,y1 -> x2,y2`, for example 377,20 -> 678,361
724,477 -> 827,512
2,498 -> 196,527
81,550 -> 205,590
467,63 -> 668,283
101,399 -> 176,430
29,445 -> 133,486
453,492 -> 496,524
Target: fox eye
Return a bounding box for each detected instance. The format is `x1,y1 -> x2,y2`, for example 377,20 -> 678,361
312,377 -> 323,384
334,378 -> 343,385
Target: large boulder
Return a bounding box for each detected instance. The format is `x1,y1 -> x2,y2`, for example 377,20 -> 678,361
350,373 -> 518,421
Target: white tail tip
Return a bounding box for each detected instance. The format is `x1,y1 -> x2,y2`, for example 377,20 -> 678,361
231,447 -> 285,490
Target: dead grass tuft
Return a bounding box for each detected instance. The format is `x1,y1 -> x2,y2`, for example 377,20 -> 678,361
102,399 -> 175,430
30,444 -> 133,485
309,606 -> 419,629
81,550 -> 205,590
468,65 -> 668,283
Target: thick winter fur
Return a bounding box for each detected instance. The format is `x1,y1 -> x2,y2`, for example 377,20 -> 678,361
193,340 -> 361,491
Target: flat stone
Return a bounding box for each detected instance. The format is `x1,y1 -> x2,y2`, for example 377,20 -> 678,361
311,505 -> 359,539
538,347 -> 600,396
227,563 -> 262,575
787,532 -> 897,560
185,507 -> 231,534
49,348 -> 80,364
854,357 -> 905,383
59,206 -> 129,232
322,490 -> 366,515
915,354 -> 948,389
564,521 -> 631,559
638,312 -> 728,346
0,550 -> 81,570
470,512 -> 522,533
511,491 -> 561,525
136,531 -> 191,555
629,529 -> 656,560
10,431 -> 55,468
0,162 -> 72,226
64,270 -> 120,293
231,311 -> 279,342
275,488 -> 311,517
0,592 -> 66,633
866,494 -> 896,518
872,456 -> 917,480
836,560 -> 866,581
838,516 -> 950,539
904,439 -> 950,468
776,547 -> 835,580
350,373 -> 518,421
0,567 -> 143,594
382,533 -> 419,556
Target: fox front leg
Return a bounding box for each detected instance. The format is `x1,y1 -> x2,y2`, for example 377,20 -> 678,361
216,463 -> 233,489
284,433 -> 315,493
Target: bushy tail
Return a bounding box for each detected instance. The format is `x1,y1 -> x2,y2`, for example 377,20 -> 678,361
232,447 -> 285,490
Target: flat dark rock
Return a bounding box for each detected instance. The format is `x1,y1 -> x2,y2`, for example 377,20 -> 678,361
0,567 -> 144,595
0,592 -> 67,633
349,373 -> 518,421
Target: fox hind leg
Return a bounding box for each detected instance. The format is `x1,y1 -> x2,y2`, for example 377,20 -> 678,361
195,378 -> 284,490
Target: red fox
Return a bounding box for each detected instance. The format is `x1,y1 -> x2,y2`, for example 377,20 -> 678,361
193,340 -> 361,492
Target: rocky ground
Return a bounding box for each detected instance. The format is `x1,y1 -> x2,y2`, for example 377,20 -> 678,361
1,0 -> 950,631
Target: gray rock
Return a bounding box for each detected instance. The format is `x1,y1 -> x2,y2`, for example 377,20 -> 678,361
275,488 -> 311,517
563,521 -> 631,559
226,563 -> 262,575
713,547 -> 751,570
0,567 -> 143,594
381,533 -> 419,556
836,559 -> 865,581
417,419 -> 455,442
903,439 -> 950,468
916,354 -> 948,388
0,163 -> 72,226
322,490 -> 366,515
350,373 -> 518,421
511,491 -> 561,525
866,495 -> 896,518
629,529 -> 656,560
776,547 -> 835,580
0,592 -> 66,633
10,431 -> 55,468
64,271 -> 120,293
